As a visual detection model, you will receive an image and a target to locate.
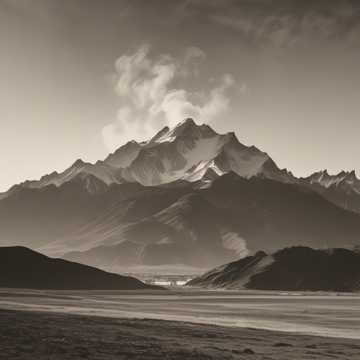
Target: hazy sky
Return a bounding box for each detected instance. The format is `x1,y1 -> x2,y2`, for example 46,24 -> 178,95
1,0 -> 360,191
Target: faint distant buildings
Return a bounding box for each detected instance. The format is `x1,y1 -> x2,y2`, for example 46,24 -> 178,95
144,277 -> 194,287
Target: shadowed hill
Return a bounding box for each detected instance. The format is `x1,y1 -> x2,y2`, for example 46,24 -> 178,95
0,246 -> 161,290
188,246 -> 360,292
201,173 -> 360,251
57,173 -> 360,271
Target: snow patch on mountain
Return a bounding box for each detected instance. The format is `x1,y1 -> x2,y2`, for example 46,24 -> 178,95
184,160 -> 225,182
220,229 -> 249,256
104,140 -> 142,168
305,169 -> 360,193
36,161 -> 120,187
5,118 -> 293,195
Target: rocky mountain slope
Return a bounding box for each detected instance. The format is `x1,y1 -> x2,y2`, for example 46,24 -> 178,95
61,173 -> 360,273
301,170 -> 360,214
1,119 -> 360,273
2,119 -> 293,195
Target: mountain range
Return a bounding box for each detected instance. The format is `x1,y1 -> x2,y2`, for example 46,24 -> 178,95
1,118 -> 360,274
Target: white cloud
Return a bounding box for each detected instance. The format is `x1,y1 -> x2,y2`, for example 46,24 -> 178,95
102,45 -> 236,151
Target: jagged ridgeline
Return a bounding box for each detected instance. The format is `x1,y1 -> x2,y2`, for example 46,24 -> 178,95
0,119 -> 360,274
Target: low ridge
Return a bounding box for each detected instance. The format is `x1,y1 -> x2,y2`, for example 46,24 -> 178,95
188,246 -> 360,292
0,246 -> 161,290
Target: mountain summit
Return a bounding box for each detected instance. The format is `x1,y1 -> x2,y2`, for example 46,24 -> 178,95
4,119 -> 292,193
149,118 -> 216,143
120,118 -> 293,186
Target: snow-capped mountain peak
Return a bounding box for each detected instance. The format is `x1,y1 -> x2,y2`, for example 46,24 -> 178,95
149,118 -> 216,144
4,118 -> 294,194
119,119 -> 292,185
306,169 -> 360,189
149,125 -> 171,143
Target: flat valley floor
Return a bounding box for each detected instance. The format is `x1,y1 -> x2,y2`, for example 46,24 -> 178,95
0,289 -> 360,359
1,309 -> 360,360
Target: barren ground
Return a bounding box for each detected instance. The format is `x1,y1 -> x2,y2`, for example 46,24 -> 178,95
1,309 -> 360,360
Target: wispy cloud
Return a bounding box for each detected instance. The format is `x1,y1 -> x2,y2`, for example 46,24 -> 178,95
209,1 -> 360,48
102,45 -> 236,151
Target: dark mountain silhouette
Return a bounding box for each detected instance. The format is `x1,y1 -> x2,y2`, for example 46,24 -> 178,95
188,246 -> 360,292
0,181 -> 151,248
201,173 -> 360,251
301,170 -> 360,214
63,191 -> 242,270
62,173 -> 360,272
0,246 -> 161,290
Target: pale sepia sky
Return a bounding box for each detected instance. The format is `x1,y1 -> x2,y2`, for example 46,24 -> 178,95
1,0 -> 360,191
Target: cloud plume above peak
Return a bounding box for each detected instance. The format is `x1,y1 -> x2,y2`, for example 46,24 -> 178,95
102,45 -> 235,151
